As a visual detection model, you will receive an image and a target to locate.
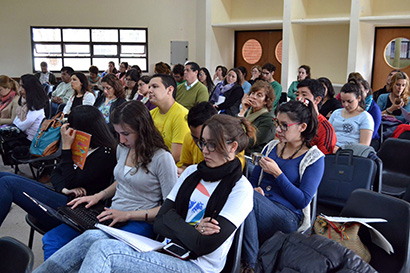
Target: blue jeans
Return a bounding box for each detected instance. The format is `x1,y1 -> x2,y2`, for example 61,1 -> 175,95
241,192 -> 300,267
34,230 -> 203,273
43,220 -> 155,260
0,172 -> 67,228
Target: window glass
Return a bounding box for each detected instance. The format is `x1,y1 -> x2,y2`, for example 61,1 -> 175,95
64,58 -> 91,71
34,44 -> 62,56
92,58 -> 119,71
121,45 -> 146,57
63,29 -> 90,42
94,45 -> 118,56
34,58 -> 62,71
385,38 -> 410,69
92,29 -> 118,42
64,44 -> 90,56
120,29 -> 146,43
32,28 -> 61,42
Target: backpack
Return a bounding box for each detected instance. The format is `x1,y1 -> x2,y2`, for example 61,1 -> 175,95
30,112 -> 64,157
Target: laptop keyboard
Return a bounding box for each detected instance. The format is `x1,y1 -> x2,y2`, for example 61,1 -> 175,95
59,204 -> 112,231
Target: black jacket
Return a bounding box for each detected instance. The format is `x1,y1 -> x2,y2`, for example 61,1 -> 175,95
212,84 -> 244,116
255,232 -> 377,273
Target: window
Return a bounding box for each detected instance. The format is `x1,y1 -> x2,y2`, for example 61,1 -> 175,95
31,27 -> 148,73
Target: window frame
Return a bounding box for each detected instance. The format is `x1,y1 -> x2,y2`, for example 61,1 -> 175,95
31,26 -> 148,73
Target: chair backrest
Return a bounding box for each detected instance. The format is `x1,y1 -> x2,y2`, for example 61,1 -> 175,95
318,149 -> 377,208
377,138 -> 410,197
221,224 -> 244,273
340,189 -> 410,273
0,236 -> 34,273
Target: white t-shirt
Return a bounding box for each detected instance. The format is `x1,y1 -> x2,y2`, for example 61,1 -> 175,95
329,109 -> 374,147
13,109 -> 45,141
166,164 -> 253,273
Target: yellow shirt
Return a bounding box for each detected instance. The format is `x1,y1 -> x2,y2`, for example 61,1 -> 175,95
177,131 -> 246,170
151,102 -> 190,151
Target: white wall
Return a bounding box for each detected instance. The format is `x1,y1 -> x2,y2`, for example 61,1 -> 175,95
0,0 -> 200,77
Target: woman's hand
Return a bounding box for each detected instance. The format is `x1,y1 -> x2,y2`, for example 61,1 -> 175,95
195,217 -> 220,236
254,187 -> 265,196
97,208 -> 130,227
67,193 -> 102,209
259,156 -> 282,178
60,123 -> 76,150
61,187 -> 87,197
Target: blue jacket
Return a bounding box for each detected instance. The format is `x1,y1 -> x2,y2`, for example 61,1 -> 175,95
368,100 -> 381,139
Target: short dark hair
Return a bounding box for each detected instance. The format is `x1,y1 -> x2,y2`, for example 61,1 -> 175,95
297,79 -> 325,108
89,65 -> 99,74
139,75 -> 151,84
340,78 -> 365,109
186,62 -> 200,72
68,105 -> 116,150
262,63 -> 276,72
317,77 -> 335,99
172,64 -> 184,76
215,65 -> 228,77
187,102 -> 217,127
19,74 -> 48,111
224,68 -> 241,85
278,100 -> 318,147
61,66 -> 74,75
249,81 -> 276,112
152,74 -> 177,92
101,74 -> 126,99
40,62 -> 47,67
237,66 -> 248,79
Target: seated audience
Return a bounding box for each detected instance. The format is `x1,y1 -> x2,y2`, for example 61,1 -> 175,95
34,61 -> 57,86
288,65 -> 311,100
357,78 -> 381,141
101,61 -> 118,78
261,63 -> 282,112
88,65 -> 102,91
149,74 -> 190,163
373,69 -> 400,102
248,65 -> 262,86
0,75 -> 20,125
94,74 -> 126,124
329,79 -> 374,147
116,62 -> 128,86
213,65 -> 227,85
135,75 -> 156,110
296,79 -> 337,154
241,99 -> 325,270
124,69 -> 140,100
41,101 -> 177,260
50,67 -> 74,115
172,64 -> 185,86
210,68 -> 244,116
238,81 -> 275,157
237,66 -> 252,94
0,106 -> 116,247
35,114 -> 254,273
177,102 -> 246,176
377,71 -> 410,123
175,62 -> 209,110
63,72 -> 96,115
198,67 -> 214,95
318,77 -> 342,118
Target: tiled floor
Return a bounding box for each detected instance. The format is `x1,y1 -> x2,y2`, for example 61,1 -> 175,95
0,163 -> 45,270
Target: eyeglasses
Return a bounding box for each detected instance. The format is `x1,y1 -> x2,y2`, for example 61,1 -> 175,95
273,118 -> 300,132
261,72 -> 270,75
197,140 -> 233,152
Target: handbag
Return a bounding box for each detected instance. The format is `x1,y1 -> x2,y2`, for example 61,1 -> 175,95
313,215 -> 371,262
30,112 -> 64,157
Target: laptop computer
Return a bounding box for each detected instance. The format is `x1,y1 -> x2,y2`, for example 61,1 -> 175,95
23,192 -> 112,232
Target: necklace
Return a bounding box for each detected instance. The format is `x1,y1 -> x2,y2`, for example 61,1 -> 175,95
279,142 -> 304,160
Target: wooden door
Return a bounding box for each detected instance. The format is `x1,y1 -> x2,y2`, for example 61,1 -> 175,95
235,30 -> 282,83
372,27 -> 410,90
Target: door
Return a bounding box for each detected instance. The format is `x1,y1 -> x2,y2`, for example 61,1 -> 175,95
235,30 -> 282,83
372,27 -> 410,91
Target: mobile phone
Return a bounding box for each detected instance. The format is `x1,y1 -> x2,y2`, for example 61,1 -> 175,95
163,243 -> 190,260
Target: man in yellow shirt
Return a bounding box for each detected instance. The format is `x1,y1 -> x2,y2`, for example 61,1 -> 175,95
177,102 -> 246,176
149,74 -> 190,163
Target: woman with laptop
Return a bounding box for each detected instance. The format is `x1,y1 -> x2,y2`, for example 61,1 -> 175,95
41,101 -> 178,260
35,114 -> 254,273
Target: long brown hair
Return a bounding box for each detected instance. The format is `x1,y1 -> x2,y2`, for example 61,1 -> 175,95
389,71 -> 410,105
102,74 -> 126,99
110,101 -> 169,173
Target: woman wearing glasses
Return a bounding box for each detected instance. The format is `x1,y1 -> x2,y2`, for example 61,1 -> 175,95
35,114 -> 255,273
241,98 -> 325,270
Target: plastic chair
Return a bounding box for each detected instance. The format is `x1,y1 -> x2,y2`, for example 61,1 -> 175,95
12,141 -> 62,180
340,189 -> 410,273
26,214 -> 52,249
377,138 -> 410,198
221,224 -> 244,273
0,236 -> 34,273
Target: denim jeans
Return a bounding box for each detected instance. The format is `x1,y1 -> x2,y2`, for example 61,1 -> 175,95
0,172 -> 67,228
43,220 -> 155,260
241,192 -> 300,267
34,230 -> 203,273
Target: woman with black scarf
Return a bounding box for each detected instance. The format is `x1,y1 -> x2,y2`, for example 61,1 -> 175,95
35,114 -> 255,273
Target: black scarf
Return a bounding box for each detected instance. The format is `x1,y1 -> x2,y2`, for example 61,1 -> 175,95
175,158 -> 242,220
